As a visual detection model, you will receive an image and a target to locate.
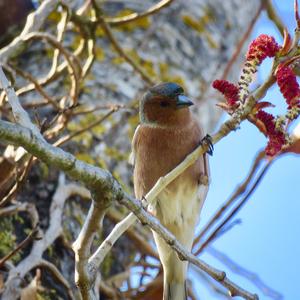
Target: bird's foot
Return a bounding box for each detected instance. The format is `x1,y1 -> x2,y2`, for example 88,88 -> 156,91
200,134 -> 214,156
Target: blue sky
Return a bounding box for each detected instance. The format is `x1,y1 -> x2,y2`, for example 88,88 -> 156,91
195,1 -> 300,299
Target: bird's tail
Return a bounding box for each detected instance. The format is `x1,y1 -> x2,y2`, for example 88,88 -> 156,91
163,280 -> 187,300
162,249 -> 188,300
153,232 -> 189,300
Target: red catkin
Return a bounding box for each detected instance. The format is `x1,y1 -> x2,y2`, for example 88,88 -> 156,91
246,34 -> 280,65
256,110 -> 286,156
276,64 -> 300,108
212,80 -> 239,106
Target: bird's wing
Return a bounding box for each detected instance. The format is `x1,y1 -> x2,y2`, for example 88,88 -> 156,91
203,152 -> 210,180
197,153 -> 210,213
129,124 -> 140,166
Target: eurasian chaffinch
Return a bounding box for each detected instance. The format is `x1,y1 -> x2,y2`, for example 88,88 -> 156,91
131,82 -> 210,300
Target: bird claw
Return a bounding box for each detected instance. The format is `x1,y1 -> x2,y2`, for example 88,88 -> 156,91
200,134 -> 214,156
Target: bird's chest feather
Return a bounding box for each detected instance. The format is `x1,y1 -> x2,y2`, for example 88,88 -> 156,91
134,126 -> 201,193
133,124 -> 204,226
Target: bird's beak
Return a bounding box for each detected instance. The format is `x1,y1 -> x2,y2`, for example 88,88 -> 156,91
176,95 -> 194,108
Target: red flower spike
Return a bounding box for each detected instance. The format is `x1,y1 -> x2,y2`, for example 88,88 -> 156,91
212,80 -> 239,107
256,110 -> 276,133
246,34 -> 280,65
256,110 -> 287,156
276,64 -> 300,108
238,35 -> 280,103
265,134 -> 286,156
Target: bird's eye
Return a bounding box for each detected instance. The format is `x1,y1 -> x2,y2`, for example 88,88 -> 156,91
160,101 -> 170,107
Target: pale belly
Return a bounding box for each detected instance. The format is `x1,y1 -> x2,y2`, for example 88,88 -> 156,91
148,180 -> 206,228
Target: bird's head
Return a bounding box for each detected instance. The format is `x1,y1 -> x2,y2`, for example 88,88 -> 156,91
140,82 -> 194,127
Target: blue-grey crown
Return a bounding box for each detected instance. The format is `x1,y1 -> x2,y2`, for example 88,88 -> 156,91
149,82 -> 184,98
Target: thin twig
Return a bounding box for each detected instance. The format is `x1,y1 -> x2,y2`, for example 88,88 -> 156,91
193,150 -> 265,248
15,38 -> 86,98
21,32 -> 81,105
72,104 -> 126,116
0,0 -> 63,62
119,195 -> 258,300
208,246 -> 283,300
194,158 -> 274,255
222,3 -> 263,80
0,226 -> 39,268
106,0 -> 174,26
0,155 -> 35,207
92,1 -> 156,86
48,6 -> 70,78
39,259 -> 76,300
53,107 -> 117,146
7,64 -> 60,110
263,0 -> 285,37
82,38 -> 96,78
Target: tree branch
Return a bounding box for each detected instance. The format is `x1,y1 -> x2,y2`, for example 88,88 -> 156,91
0,0 -> 65,62
119,195 -> 258,300
195,158 -> 274,255
208,246 -> 283,300
193,150 -> 265,248
92,1 -> 156,86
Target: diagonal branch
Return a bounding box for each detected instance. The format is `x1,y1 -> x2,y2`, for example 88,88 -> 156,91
263,0 -> 285,37
193,150 -> 265,248
194,158 -> 274,255
0,226 -> 39,268
119,195 -> 258,300
208,246 -> 283,300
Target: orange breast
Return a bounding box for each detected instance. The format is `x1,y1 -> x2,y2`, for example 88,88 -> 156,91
133,119 -> 204,199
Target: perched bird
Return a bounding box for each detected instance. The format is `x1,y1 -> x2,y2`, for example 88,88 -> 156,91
131,82 -> 210,300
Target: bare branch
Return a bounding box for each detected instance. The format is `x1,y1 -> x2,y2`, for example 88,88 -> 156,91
222,3 -> 263,80
0,0 -> 65,62
0,226 -> 39,268
1,173 -> 89,299
195,158 -> 274,255
54,107 -> 118,146
106,0 -> 174,26
7,64 -> 60,110
208,246 -> 283,300
193,150 -> 265,248
39,259 -> 75,300
263,0 -> 285,37
0,67 -> 43,139
119,195 -> 258,300
92,1 -> 156,86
